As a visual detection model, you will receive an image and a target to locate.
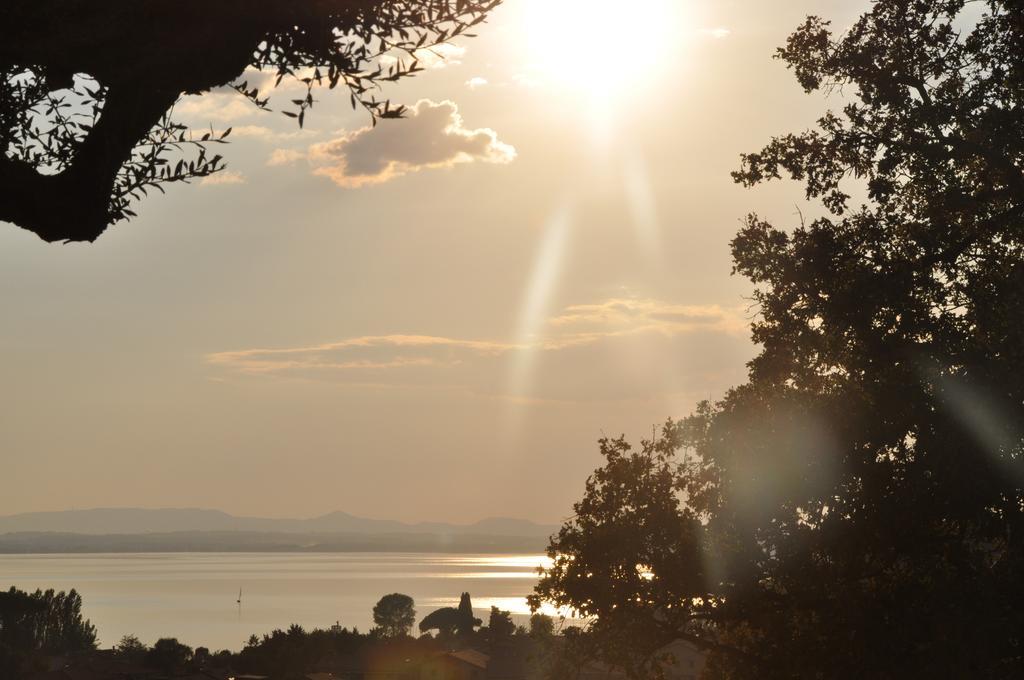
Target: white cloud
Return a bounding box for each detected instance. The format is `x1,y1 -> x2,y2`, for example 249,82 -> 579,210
465,77 -> 489,90
200,170 -> 246,186
308,99 -> 515,188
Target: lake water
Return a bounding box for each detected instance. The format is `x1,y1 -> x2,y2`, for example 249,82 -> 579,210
0,553 -> 551,651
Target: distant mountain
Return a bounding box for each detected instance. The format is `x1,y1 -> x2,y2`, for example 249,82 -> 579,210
0,508 -> 558,538
0,530 -> 550,554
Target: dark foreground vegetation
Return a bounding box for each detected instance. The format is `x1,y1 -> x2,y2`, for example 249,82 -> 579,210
0,585 -> 706,680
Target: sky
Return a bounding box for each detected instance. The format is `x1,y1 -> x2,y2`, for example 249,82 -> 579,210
0,0 -> 866,524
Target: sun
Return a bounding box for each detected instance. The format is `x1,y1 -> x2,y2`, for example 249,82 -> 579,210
521,0 -> 687,104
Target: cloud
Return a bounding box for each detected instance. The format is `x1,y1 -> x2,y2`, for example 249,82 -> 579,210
207,335 -> 515,389
200,170 -> 246,186
549,298 -> 748,336
179,67 -> 324,125
228,125 -> 315,142
211,67 -> 320,99
379,44 -> 466,71
465,77 -> 489,90
308,99 -> 515,187
176,94 -> 257,123
267,148 -> 307,167
206,298 -> 752,402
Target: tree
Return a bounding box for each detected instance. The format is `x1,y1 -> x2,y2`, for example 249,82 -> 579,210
372,593 -> 416,638
529,426 -> 713,680
146,638 -> 192,674
486,606 -> 515,642
418,592 -> 481,637
533,1 -> 1024,677
455,592 -> 482,636
114,634 -> 147,661
0,0 -> 500,243
419,608 -> 461,637
0,586 -> 97,678
236,624 -> 364,677
528,613 -> 554,639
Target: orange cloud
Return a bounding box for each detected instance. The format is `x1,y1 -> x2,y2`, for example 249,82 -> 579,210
548,298 -> 748,336
200,170 -> 246,186
206,299 -> 752,402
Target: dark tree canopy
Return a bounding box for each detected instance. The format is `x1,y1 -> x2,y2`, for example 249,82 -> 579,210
113,634 -> 147,661
372,593 -> 416,638
146,637 -> 193,674
0,587 -> 97,679
454,592 -> 480,634
0,0 -> 500,243
486,606 -> 515,641
533,1 -> 1024,678
418,607 -> 462,637
527,613 -> 554,639
418,592 -> 481,637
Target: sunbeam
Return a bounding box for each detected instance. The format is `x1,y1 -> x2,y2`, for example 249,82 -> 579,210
506,204 -> 574,405
623,155 -> 664,270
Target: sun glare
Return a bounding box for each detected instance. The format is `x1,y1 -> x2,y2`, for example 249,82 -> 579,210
522,0 -> 686,103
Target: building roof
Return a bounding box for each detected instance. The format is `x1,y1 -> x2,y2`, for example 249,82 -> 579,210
447,650 -> 489,670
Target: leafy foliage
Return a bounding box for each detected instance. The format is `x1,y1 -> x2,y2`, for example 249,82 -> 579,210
487,606 -> 516,642
372,593 -> 417,638
533,1 -> 1024,677
530,423 -> 718,680
113,633 -> 147,661
528,613 -> 554,639
0,587 -> 97,679
0,0 -> 501,242
237,623 -> 368,677
418,608 -> 462,637
146,637 -> 192,674
418,592 -> 481,637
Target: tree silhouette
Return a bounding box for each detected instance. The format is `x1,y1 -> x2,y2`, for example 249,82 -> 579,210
455,592 -> 481,636
418,592 -> 481,637
372,593 -> 416,638
113,634 -> 147,662
529,426 -> 714,680
486,606 -> 515,642
533,1 -> 1024,677
528,613 -> 554,639
0,0 -> 500,243
146,638 -> 192,674
0,587 -> 97,679
418,607 -> 462,637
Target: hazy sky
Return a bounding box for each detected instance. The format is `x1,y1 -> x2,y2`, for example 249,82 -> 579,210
0,1 -> 865,523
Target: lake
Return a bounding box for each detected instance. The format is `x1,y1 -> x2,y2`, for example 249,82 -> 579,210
0,552 -> 552,651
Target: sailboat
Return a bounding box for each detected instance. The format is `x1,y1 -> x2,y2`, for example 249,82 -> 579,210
237,588 -> 242,605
